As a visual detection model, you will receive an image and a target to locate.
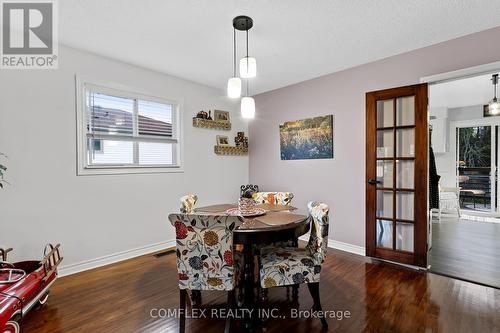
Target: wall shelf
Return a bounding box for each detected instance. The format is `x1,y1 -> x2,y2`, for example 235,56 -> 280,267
214,145 -> 248,156
193,118 -> 231,130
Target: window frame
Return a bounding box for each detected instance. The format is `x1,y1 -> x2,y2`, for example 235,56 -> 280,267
76,76 -> 184,175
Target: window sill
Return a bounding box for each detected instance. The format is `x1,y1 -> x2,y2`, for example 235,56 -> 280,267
77,165 -> 184,176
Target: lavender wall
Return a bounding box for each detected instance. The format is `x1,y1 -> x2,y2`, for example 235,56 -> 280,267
249,26 -> 500,249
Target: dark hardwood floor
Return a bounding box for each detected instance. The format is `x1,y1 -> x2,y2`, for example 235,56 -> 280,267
19,249 -> 500,333
429,218 -> 500,288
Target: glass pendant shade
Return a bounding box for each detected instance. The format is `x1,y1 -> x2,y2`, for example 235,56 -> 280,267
227,77 -> 241,98
239,57 -> 257,78
241,96 -> 255,118
489,98 -> 500,115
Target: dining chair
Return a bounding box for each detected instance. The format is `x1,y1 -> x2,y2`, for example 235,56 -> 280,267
180,194 -> 198,213
258,201 -> 329,329
178,194 -> 202,305
437,186 -> 461,221
252,191 -> 294,205
169,213 -> 242,333
240,184 -> 259,198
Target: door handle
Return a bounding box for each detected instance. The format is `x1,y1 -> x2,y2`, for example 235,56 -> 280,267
368,179 -> 381,185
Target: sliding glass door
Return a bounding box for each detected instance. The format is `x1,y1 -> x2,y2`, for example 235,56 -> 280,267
456,124 -> 498,215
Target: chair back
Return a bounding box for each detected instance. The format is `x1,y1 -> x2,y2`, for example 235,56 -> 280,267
252,192 -> 294,205
306,201 -> 329,265
180,194 -> 198,213
168,213 -> 242,290
240,184 -> 259,198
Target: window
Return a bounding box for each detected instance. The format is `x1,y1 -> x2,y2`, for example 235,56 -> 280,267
77,81 -> 181,174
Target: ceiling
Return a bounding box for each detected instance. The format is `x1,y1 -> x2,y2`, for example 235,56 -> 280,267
430,73 -> 499,109
59,0 -> 500,95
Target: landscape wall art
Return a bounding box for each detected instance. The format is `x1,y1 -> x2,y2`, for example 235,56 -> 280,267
279,115 -> 334,160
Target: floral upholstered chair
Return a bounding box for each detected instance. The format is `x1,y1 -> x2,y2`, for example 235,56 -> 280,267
253,191 -> 296,250
252,191 -> 294,205
169,213 -> 243,333
180,194 -> 198,213
259,201 -> 329,328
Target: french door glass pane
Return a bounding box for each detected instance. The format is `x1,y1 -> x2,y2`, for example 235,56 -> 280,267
377,130 -> 394,158
376,161 -> 393,188
396,128 -> 415,157
396,222 -> 414,252
376,190 -> 393,218
396,192 -> 414,220
397,160 -> 414,189
396,96 -> 415,126
377,99 -> 394,127
377,220 -> 393,249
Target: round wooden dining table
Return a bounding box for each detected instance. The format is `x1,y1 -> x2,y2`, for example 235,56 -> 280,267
195,203 -> 310,329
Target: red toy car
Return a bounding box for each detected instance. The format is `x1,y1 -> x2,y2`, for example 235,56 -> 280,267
0,244 -> 62,333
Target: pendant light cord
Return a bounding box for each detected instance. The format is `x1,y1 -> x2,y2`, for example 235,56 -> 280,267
233,27 -> 236,77
246,19 -> 250,97
493,74 -> 498,100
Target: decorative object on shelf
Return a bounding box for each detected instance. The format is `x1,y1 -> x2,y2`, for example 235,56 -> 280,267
214,145 -> 248,156
485,74 -> 500,117
234,131 -> 248,147
207,110 -> 213,121
214,110 -> 230,123
226,16 -> 256,119
279,115 -> 334,160
192,117 -> 231,130
195,111 -> 209,119
216,135 -> 230,146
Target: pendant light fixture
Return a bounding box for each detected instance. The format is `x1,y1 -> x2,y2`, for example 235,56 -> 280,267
227,26 -> 241,98
227,15 -> 256,119
239,21 -> 257,78
488,74 -> 500,116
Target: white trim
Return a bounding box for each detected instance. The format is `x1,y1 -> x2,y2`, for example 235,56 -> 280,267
420,60 -> 500,85
58,240 -> 175,277
75,75 -> 185,175
298,235 -> 366,257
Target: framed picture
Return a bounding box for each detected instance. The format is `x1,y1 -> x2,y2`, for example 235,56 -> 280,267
214,110 -> 230,123
216,135 -> 230,146
279,115 -> 334,160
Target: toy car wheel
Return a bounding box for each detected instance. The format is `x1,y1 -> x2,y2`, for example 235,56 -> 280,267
3,321 -> 20,333
38,292 -> 49,306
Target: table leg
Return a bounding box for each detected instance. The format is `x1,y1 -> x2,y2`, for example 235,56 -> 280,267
243,243 -> 255,330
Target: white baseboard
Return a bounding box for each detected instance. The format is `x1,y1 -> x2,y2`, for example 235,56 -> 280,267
58,240 -> 175,277
59,236 -> 365,278
299,235 -> 365,257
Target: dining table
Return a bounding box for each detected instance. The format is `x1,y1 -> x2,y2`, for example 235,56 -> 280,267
194,203 -> 310,329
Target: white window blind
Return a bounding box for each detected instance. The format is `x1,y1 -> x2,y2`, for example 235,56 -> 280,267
83,85 -> 179,170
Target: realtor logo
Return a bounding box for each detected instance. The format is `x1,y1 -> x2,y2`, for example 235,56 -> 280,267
1,0 -> 58,69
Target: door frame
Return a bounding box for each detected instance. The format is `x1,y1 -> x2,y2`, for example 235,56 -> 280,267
366,83 -> 428,268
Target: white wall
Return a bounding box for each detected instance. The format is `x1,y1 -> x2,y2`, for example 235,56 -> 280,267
0,46 -> 248,273
249,26 -> 500,249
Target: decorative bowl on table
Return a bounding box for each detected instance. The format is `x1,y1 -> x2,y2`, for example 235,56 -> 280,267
225,198 -> 266,217
226,207 -> 266,217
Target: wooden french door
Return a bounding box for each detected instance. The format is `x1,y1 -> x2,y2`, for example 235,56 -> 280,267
366,84 -> 428,267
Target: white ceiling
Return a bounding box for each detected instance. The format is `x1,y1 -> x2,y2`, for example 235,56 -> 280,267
59,0 -> 500,95
430,73 -> 499,109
